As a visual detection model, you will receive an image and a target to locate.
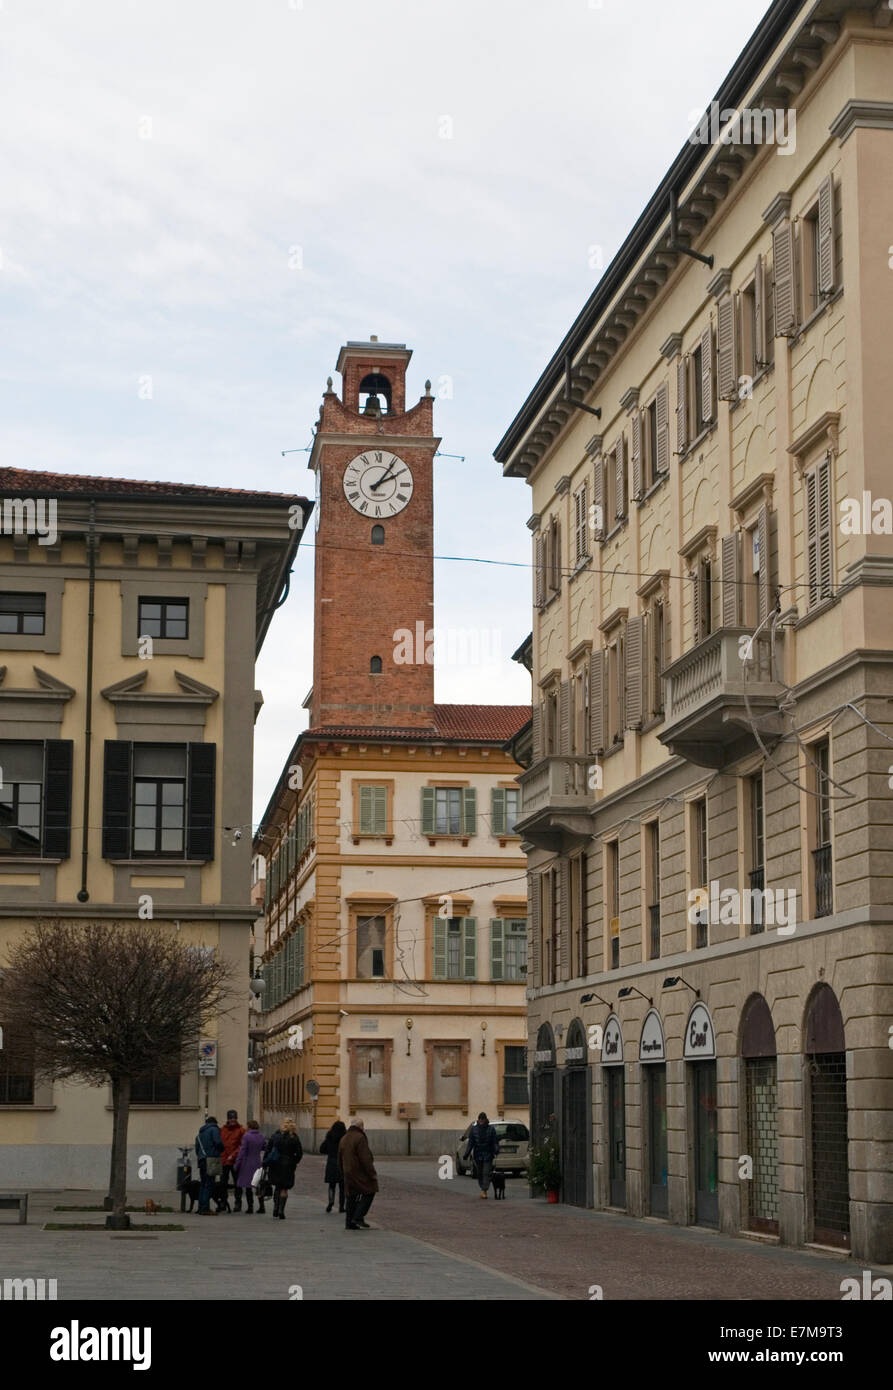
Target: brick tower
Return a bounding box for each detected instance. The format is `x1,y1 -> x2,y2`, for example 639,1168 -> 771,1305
308,338 -> 440,730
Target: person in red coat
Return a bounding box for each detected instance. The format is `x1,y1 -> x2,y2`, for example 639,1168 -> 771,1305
219,1109 -> 247,1210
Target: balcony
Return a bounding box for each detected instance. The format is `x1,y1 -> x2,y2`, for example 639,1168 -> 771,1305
659,628 -> 785,769
516,755 -> 593,850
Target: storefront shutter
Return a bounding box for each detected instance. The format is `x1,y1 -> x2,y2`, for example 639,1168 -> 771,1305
187,743 -> 216,861
102,740 -> 132,859
42,739 -> 73,858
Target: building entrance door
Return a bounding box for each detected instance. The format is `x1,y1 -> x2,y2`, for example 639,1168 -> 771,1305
805,984 -> 849,1249
561,1066 -> 589,1207
647,1064 -> 668,1216
606,1065 -> 626,1208
692,1060 -> 718,1226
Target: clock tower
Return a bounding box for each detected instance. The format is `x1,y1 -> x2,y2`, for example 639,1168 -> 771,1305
308,338 -> 440,730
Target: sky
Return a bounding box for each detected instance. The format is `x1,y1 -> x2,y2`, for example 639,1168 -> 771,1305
0,0 -> 774,821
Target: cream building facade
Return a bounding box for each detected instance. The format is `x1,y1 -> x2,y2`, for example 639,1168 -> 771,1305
497,0 -> 893,1261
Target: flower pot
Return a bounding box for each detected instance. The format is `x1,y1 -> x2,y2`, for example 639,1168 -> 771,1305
546,1188 -> 559,1204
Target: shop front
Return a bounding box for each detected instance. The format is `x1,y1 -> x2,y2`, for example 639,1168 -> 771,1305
685,1002 -> 718,1227
639,1008 -> 668,1218
560,1017 -> 591,1207
531,1021 -> 557,1149
602,1014 -> 626,1209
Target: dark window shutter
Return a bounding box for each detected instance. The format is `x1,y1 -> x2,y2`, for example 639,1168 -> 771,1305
528,874 -> 541,989
187,743 -> 216,861
772,220 -> 797,336
534,533 -> 545,608
757,504 -> 772,623
589,649 -> 605,754
559,679 -> 572,756
717,295 -> 737,401
102,740 -> 132,860
42,739 -> 73,858
818,175 -> 835,296
631,411 -> 643,501
624,615 -> 645,730
559,859 -> 571,982
676,355 -> 688,454
721,531 -> 741,627
592,455 -> 605,539
700,324 -> 714,425
656,382 -> 669,473
614,434 -> 626,519
754,255 -> 767,367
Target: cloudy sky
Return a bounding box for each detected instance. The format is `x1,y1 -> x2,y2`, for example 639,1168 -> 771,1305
1,0 -> 772,819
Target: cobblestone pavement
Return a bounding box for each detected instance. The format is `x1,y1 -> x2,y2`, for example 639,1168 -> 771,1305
0,1157 -> 883,1302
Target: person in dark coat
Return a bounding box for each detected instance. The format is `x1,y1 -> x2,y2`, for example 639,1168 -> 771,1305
320,1120 -> 347,1213
463,1111 -> 500,1199
338,1118 -> 378,1230
195,1115 -> 224,1216
233,1119 -> 267,1214
264,1116 -> 303,1219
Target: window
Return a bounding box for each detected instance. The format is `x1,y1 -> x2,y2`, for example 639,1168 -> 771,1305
570,853 -> 587,977
132,745 -> 187,855
805,456 -> 833,608
812,740 -> 832,918
644,398 -> 658,489
748,771 -> 765,933
606,630 -> 625,746
693,555 -> 713,644
647,599 -> 666,718
605,435 -> 627,524
691,339 -> 705,432
0,592 -> 45,635
371,525 -> 385,545
430,1043 -> 464,1107
647,822 -> 661,960
131,1069 -> 181,1104
573,482 -> 589,564
138,598 -> 189,640
0,740 -> 72,858
540,865 -> 559,985
370,655 -> 383,673
802,203 -> 822,318
491,786 -> 520,836
503,1045 -> 529,1106
606,840 -> 620,970
548,515 -> 562,593
545,686 -> 559,756
357,783 -> 389,836
433,916 -> 477,980
0,1023 -> 34,1104
491,917 -> 527,980
691,798 -> 708,948
356,915 -> 387,978
352,1043 -> 387,1107
421,785 -> 476,838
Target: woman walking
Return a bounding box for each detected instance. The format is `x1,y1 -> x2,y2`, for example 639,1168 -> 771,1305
264,1117 -> 303,1219
320,1120 -> 347,1213
233,1119 -> 267,1214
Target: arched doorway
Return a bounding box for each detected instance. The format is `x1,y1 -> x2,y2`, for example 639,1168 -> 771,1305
530,1022 -> 557,1149
561,1019 -> 591,1207
740,994 -> 778,1234
639,1009 -> 668,1217
602,1014 -> 626,1208
684,1002 -> 718,1227
804,984 -> 850,1248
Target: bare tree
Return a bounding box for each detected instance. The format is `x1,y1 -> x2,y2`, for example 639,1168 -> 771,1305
2,920 -> 235,1229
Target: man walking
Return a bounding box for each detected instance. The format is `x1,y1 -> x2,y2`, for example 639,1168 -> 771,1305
338,1118 -> 378,1230
219,1109 -> 247,1211
464,1111 -> 500,1198
195,1114 -> 224,1215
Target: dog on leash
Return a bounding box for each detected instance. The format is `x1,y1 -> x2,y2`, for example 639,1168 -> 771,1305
490,1171 -> 506,1200
178,1162 -> 230,1213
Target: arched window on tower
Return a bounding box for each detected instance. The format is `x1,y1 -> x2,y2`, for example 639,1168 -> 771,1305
371,525 -> 385,545
358,372 -> 392,417
370,655 -> 383,674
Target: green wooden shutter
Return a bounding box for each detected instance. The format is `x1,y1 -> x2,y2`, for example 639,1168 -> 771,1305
373,786 -> 387,833
433,917 -> 447,978
421,786 -> 436,835
490,918 -> 504,981
359,786 -> 373,833
461,787 -> 476,836
297,922 -> 305,986
491,787 -> 506,836
462,917 -> 477,979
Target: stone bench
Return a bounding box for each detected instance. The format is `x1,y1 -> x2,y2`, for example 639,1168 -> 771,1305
0,1193 -> 28,1224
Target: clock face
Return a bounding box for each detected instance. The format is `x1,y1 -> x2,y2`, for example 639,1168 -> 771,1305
342,450 -> 413,519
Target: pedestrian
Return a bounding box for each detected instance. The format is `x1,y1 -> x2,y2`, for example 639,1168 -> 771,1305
195,1114 -> 224,1216
264,1116 -> 303,1219
220,1109 -> 247,1211
320,1120 -> 347,1213
233,1119 -> 267,1214
338,1118 -> 378,1230
463,1111 -> 500,1199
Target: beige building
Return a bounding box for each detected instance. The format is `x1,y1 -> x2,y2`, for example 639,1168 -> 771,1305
0,467 -> 309,1187
496,0 -> 893,1261
252,339 -> 530,1154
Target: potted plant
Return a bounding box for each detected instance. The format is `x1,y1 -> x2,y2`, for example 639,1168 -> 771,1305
528,1136 -> 561,1202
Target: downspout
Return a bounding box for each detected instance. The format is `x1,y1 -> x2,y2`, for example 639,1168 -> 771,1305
77,500 -> 96,902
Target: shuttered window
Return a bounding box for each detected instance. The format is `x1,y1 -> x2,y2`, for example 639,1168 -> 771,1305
548,516 -> 562,593
491,786 -> 520,836
624,614 -> 645,731
805,456 -> 833,607
655,381 -> 669,474
592,453 -> 605,540
574,482 -> 589,563
422,786 -> 476,837
631,410 -> 643,501
589,649 -> 605,754
772,220 -> 797,337
433,916 -> 477,980
722,531 -> 741,627
102,741 -> 216,860
491,917 -> 527,982
716,294 -> 737,401
358,784 -> 388,835
534,532 -> 546,608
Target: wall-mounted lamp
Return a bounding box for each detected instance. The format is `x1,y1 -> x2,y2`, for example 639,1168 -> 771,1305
618,985 -> 653,1006
405,1017 -> 413,1056
662,975 -> 701,998
480,1020 -> 487,1056
580,992 -> 613,1010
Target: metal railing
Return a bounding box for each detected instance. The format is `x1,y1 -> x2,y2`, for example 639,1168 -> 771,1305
648,903 -> 661,959
748,865 -> 765,934
813,844 -> 833,917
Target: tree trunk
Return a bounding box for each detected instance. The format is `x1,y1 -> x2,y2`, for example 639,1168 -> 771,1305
105,1073 -> 132,1230
104,1075 -> 121,1211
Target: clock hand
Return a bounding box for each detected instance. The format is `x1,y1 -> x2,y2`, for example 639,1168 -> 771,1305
370,460 -> 398,492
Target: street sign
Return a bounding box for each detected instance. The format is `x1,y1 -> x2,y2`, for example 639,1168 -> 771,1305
198,1040 -> 217,1076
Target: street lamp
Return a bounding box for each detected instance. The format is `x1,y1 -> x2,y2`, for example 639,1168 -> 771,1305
662,975 -> 701,998
618,985 -> 653,1006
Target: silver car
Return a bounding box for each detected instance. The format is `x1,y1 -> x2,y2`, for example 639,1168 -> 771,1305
455,1121 -> 530,1177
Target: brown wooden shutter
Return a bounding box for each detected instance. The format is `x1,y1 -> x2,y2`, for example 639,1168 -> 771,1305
614,435 -> 625,519
818,174 -> 835,296
805,468 -> 819,606
550,517 -> 561,591
624,615 -> 645,730
772,220 -> 796,336
721,531 -> 741,627
589,649 -> 605,754
817,456 -> 833,600
692,567 -> 702,645
631,411 -> 643,501
700,324 -> 714,425
559,680 -> 572,756
656,382 -> 669,473
592,455 -> 605,540
529,872 -> 541,989
559,857 -> 571,982
716,295 -> 737,401
531,702 -> 543,762
676,355 -> 688,453
757,503 -> 771,622
534,533 -> 545,607
754,255 -> 766,367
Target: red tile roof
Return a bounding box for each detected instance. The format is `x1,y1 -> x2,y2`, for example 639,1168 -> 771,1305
0,466 -> 306,505
305,704 -> 531,745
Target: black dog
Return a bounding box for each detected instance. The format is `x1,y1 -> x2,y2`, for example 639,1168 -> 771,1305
491,1171 -> 506,1200
178,1165 -> 230,1213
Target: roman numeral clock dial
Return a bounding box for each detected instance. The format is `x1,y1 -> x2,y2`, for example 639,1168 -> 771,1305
342,451 -> 413,518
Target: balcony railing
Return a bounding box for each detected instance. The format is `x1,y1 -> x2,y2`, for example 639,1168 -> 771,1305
695,909 -> 708,950
648,903 -> 661,959
518,755 -> 592,819
813,844 -> 833,917
660,628 -> 783,769
748,865 -> 765,934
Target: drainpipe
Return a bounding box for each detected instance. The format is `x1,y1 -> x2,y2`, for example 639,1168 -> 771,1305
77,501 -> 96,903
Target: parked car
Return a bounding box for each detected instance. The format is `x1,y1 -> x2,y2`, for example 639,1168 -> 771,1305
455,1121 -> 530,1177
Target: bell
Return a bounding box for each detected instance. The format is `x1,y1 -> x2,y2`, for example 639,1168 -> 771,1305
362,392 -> 382,418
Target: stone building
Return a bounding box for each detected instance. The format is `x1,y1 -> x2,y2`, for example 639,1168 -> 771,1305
496,0 -> 893,1261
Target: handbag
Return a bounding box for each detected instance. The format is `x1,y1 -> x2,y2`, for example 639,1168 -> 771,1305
205,1157 -> 222,1178
265,1143 -> 281,1166
250,1166 -> 264,1189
